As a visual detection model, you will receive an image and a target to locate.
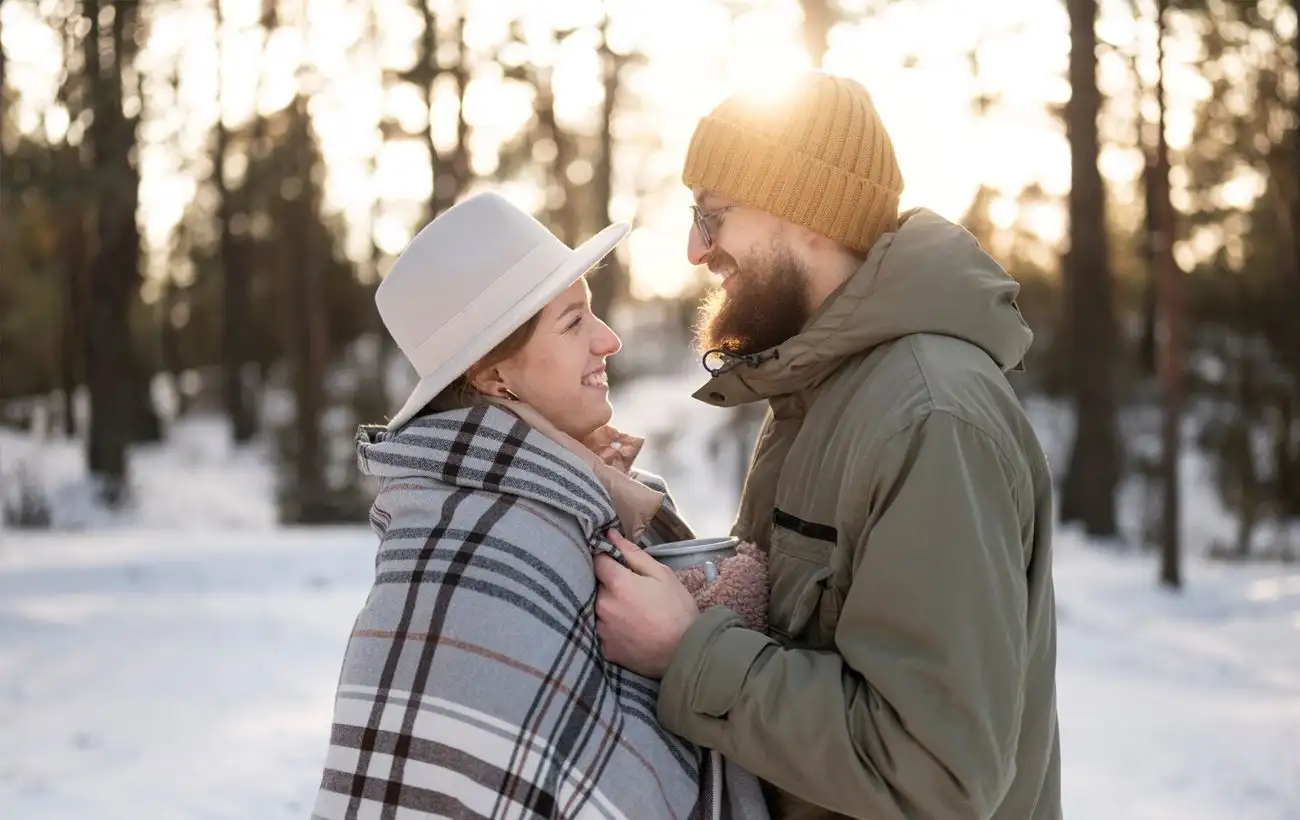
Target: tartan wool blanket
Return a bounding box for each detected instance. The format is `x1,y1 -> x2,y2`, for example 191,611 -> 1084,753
311,404 -> 768,820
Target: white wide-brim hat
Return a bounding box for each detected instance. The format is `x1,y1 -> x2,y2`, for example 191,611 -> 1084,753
376,191 -> 629,431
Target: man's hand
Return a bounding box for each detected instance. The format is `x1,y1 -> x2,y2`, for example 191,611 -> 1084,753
594,530 -> 699,679
582,425 -> 644,474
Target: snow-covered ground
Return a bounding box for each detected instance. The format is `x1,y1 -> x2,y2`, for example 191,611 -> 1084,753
1,375 -> 1298,819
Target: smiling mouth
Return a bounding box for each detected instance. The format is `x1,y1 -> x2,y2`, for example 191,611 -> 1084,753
581,369 -> 608,388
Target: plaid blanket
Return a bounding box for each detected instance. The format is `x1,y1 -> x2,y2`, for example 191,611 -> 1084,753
311,404 -> 768,820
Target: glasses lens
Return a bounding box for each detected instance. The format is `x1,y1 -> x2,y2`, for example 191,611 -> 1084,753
693,208 -> 712,247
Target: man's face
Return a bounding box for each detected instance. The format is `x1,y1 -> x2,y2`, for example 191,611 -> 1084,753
688,191 -> 812,357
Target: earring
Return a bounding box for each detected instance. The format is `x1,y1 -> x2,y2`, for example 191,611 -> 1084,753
501,387 -> 521,402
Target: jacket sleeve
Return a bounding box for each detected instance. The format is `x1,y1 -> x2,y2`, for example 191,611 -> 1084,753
657,409 -> 1029,819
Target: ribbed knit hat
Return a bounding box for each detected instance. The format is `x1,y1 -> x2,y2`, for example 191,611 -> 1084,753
682,72 -> 904,254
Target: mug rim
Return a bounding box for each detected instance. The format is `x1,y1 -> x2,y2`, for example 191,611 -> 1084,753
645,535 -> 740,558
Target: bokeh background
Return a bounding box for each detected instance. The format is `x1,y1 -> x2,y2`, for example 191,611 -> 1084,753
1,0 -> 1298,817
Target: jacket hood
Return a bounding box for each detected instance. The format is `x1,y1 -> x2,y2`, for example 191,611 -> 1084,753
692,208 -> 1033,408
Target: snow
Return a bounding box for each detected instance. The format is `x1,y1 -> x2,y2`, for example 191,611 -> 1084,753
2,377 -> 1299,819
0,414 -> 278,532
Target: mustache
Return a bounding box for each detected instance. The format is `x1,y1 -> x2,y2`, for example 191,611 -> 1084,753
706,249 -> 737,277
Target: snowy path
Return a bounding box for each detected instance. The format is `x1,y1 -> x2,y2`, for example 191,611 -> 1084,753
2,528 -> 1297,819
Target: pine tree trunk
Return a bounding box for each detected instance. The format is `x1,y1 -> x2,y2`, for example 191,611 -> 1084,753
542,78 -> 579,245
431,13 -> 469,221
799,0 -> 832,67
83,0 -> 140,504
215,0 -> 256,444
353,0 -> 391,426
1138,161 -> 1159,376
0,0 -> 7,138
1059,0 -> 1121,537
1291,0 -> 1300,397
159,275 -> 187,418
288,99 -> 328,522
1282,0 -> 1300,520
591,16 -> 630,382
112,2 -> 160,445
1152,0 -> 1182,588
61,210 -> 85,438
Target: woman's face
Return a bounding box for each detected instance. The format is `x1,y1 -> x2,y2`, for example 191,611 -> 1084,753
485,278 -> 622,441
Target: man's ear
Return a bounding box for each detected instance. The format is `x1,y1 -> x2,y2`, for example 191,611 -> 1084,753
778,219 -> 820,255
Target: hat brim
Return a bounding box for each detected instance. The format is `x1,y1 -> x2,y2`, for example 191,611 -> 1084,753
384,221 -> 631,431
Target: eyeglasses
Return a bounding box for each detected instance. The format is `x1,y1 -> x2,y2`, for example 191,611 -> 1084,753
690,204 -> 736,249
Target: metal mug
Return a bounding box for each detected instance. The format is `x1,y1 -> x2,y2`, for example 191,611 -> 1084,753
645,536 -> 740,575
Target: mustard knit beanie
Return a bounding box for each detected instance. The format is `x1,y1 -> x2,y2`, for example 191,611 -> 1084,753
682,71 -> 904,254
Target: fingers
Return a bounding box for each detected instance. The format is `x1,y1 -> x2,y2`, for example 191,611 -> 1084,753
593,552 -> 626,586
584,425 -> 644,468
617,433 -> 644,457
582,425 -> 616,450
607,530 -> 666,578
607,528 -> 639,548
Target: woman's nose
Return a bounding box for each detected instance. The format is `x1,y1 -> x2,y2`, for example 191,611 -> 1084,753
593,319 -> 622,356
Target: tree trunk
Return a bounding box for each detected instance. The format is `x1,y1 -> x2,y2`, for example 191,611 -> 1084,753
159,273 -> 187,418
591,14 -> 632,382
799,0 -> 833,67
83,0 -> 138,504
0,0 -> 7,140
1152,0 -> 1182,588
353,0 -> 390,425
61,209 -> 85,438
537,67 -> 578,244
1291,0 -> 1300,405
412,0 -> 441,224
1277,0 -> 1300,520
430,12 -> 469,221
215,0 -> 256,443
1138,160 -> 1159,375
114,4 -> 160,445
287,99 -> 329,522
1059,0 -> 1121,537
1128,0 -> 1159,378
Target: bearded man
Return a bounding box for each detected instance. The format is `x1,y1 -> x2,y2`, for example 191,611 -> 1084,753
595,71 -> 1063,820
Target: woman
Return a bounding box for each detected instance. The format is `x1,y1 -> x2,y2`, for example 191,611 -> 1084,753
311,192 -> 768,820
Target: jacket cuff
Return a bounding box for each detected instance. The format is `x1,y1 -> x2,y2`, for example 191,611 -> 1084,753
658,605 -> 773,738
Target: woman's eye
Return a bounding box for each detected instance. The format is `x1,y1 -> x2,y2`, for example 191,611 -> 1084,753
566,316 -> 582,331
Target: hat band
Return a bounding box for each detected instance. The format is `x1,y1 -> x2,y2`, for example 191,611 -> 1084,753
406,239 -> 572,377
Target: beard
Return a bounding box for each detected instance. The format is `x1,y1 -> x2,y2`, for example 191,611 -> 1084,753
694,243 -> 812,358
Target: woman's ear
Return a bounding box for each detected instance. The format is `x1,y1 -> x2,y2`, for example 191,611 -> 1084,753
468,364 -> 515,400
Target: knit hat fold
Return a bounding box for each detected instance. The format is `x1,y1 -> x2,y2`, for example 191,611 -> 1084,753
682,72 -> 905,254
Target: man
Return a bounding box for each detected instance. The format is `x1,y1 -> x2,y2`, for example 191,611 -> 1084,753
595,71 -> 1062,820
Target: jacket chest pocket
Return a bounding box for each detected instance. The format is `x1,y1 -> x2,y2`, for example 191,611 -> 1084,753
766,508 -> 844,646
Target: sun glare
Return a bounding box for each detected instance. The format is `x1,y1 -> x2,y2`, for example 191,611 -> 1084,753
0,0 -> 1229,294
723,45 -> 814,106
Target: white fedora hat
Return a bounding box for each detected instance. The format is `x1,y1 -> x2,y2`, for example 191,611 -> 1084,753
376,191 -> 629,431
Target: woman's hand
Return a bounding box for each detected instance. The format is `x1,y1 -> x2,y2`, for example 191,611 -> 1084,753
582,425 -> 644,474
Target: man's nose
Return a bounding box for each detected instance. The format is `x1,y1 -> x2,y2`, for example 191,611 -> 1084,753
687,222 -> 710,266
